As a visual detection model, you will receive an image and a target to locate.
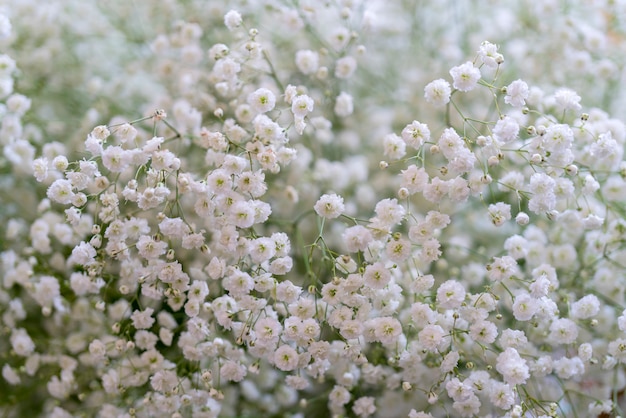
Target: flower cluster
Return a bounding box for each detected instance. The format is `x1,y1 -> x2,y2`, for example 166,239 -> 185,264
2,1 -> 626,418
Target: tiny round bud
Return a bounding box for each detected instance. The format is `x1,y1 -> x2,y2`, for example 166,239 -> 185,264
536,125 -> 546,136
95,301 -> 106,311
581,113 -> 589,121
214,108 -> 224,118
522,107 -> 530,115
402,381 -> 412,391
476,136 -> 487,146
316,66 -> 328,80
530,153 -> 543,164
565,164 -> 578,176
546,210 -> 559,220
429,144 -> 440,154
248,28 -> 258,37
153,109 -> 167,120
487,155 -> 500,166
90,234 -> 102,248
515,212 -> 530,225
398,187 -> 410,199
526,125 -> 537,136
481,174 -> 492,184
379,161 -> 388,169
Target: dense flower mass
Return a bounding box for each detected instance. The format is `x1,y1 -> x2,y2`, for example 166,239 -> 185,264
1,1 -> 626,417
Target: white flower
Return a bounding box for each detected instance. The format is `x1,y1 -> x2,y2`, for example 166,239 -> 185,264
352,396 -> 376,417
449,61 -> 481,92
335,56 -> 357,79
131,307 -> 155,329
549,318 -> 578,345
224,10 -> 242,30
492,116 -> 519,143
10,328 -> 35,356
418,324 -> 445,352
136,235 -> 168,259
274,345 -> 299,371
554,88 -> 581,112
505,79 -> 529,107
543,124 -> 573,153
0,14 -> 12,39
608,338 -> 626,363
47,179 -> 75,204
220,360 -> 247,382
71,241 -> 97,266
342,225 -> 373,253
362,262 -> 391,289
334,92 -> 353,117
496,347 -> 529,385
424,79 -> 451,106
2,364 -> 20,385
314,193 -> 345,219
401,121 -> 430,149
383,133 -> 406,160
291,94 -> 314,118
401,165 -> 429,195
373,316 -> 403,345
436,279 -> 466,309
247,88 -> 276,114
32,157 -> 49,182
469,320 -> 498,344
102,145 -> 131,173
374,198 -> 405,226
489,381 -> 515,410
570,294 -> 600,319
488,202 -> 511,226
114,123 -> 137,143
478,41 -> 503,68
511,293 -> 538,321
89,339 -> 107,361
295,50 -> 319,75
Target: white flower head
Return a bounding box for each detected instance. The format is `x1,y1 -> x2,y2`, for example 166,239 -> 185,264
449,61 -> 481,92
224,10 -> 243,30
478,41 -> 503,68
314,193 -> 345,219
424,79 -> 451,106
505,79 -> 529,107
247,88 -> 276,114
295,49 -> 319,75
